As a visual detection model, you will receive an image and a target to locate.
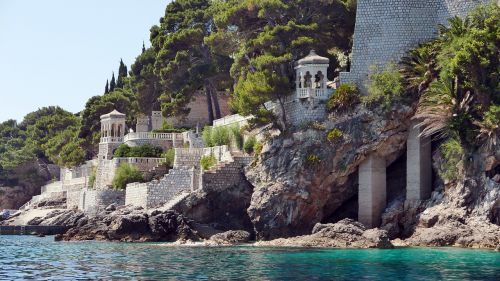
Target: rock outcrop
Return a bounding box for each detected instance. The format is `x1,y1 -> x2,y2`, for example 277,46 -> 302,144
246,105 -> 413,240
256,219 -> 393,248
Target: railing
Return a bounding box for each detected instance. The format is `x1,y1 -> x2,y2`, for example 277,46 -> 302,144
113,157 -> 164,165
213,114 -> 252,127
124,132 -> 184,142
295,88 -> 334,100
100,136 -> 124,143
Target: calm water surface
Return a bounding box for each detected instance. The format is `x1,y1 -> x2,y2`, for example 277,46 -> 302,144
0,235 -> 498,280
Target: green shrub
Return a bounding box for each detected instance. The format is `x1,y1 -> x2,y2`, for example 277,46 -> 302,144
113,144 -> 163,158
363,64 -> 403,109
327,83 -> 360,112
161,148 -> 175,169
230,124 -> 243,150
152,121 -> 188,133
327,128 -> 344,142
244,136 -> 257,154
88,165 -> 96,188
254,141 -> 263,155
202,126 -> 214,147
112,163 -> 144,190
211,126 -> 231,146
306,154 -> 321,164
439,138 -> 464,182
113,144 -> 131,157
200,154 -> 217,171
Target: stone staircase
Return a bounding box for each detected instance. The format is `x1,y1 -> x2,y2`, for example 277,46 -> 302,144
201,152 -> 253,191
158,191 -> 191,211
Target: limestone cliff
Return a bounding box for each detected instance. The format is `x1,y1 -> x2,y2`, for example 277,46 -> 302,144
244,103 -> 500,248
246,104 -> 414,239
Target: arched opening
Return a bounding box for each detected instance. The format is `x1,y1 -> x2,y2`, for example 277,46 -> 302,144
117,124 -> 123,137
315,71 -> 325,88
304,71 -> 312,88
111,124 -> 116,137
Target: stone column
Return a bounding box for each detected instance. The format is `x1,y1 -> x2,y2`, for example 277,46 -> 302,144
406,122 -> 432,201
358,154 -> 386,228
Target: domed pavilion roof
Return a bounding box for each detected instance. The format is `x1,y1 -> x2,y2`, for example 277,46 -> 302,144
100,109 -> 126,119
297,50 -> 330,66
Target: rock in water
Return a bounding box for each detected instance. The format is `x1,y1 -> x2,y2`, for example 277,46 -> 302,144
255,219 -> 393,249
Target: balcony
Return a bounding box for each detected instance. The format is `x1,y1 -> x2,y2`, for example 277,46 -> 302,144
100,136 -> 124,143
296,88 -> 334,100
123,132 -> 184,143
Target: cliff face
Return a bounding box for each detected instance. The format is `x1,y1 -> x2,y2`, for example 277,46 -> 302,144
246,104 -> 414,240
245,103 -> 500,247
0,161 -> 59,209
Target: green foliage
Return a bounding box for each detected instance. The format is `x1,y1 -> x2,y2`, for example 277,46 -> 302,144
214,0 -> 356,128
327,83 -> 360,112
88,166 -> 97,188
306,154 -> 321,164
110,72 -> 116,92
439,138 -> 464,182
327,128 -> 344,142
116,59 -> 128,89
202,125 -> 241,148
113,144 -> 163,158
79,89 -> 138,157
200,154 -> 217,171
112,163 -> 144,190
229,124 -> 243,150
412,3 -> 500,155
161,148 -> 176,169
151,121 -> 188,133
363,64 -> 403,109
202,126 -> 214,147
243,135 -> 257,154
254,141 -> 263,155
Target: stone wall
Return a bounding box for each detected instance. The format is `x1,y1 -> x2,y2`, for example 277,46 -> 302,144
339,0 -> 489,92
125,168 -> 194,209
273,99 -> 327,126
79,189 -> 125,214
166,91 -> 232,128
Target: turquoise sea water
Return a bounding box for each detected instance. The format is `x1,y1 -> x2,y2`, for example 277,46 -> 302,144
0,236 -> 498,280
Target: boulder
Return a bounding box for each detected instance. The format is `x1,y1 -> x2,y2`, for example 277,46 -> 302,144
208,230 -> 251,245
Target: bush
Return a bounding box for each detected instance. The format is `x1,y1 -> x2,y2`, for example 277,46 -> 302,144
203,125 -> 241,148
202,126 -> 213,147
161,148 -> 175,169
114,144 -> 163,158
439,138 -> 464,182
363,64 -> 403,109
229,124 -> 243,150
327,83 -> 360,112
112,163 -> 144,190
200,154 -> 217,171
306,154 -> 321,164
211,126 -> 231,146
88,165 -> 96,188
152,121 -> 188,133
327,128 -> 344,142
254,141 -> 263,155
244,136 -> 257,154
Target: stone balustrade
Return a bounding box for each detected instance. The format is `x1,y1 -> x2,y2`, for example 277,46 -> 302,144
100,136 -> 124,143
296,88 -> 333,100
213,114 -> 252,128
124,132 -> 184,142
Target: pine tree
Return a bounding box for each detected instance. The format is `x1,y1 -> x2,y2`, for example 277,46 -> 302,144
117,59 -> 128,89
104,80 -> 109,94
110,72 -> 116,92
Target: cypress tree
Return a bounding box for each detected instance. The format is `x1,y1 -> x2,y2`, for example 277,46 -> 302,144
110,72 -> 116,92
142,41 -> 146,54
117,59 -> 128,88
104,80 -> 109,94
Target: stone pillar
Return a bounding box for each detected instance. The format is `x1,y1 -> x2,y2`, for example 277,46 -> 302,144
358,154 -> 386,228
406,122 -> 432,201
